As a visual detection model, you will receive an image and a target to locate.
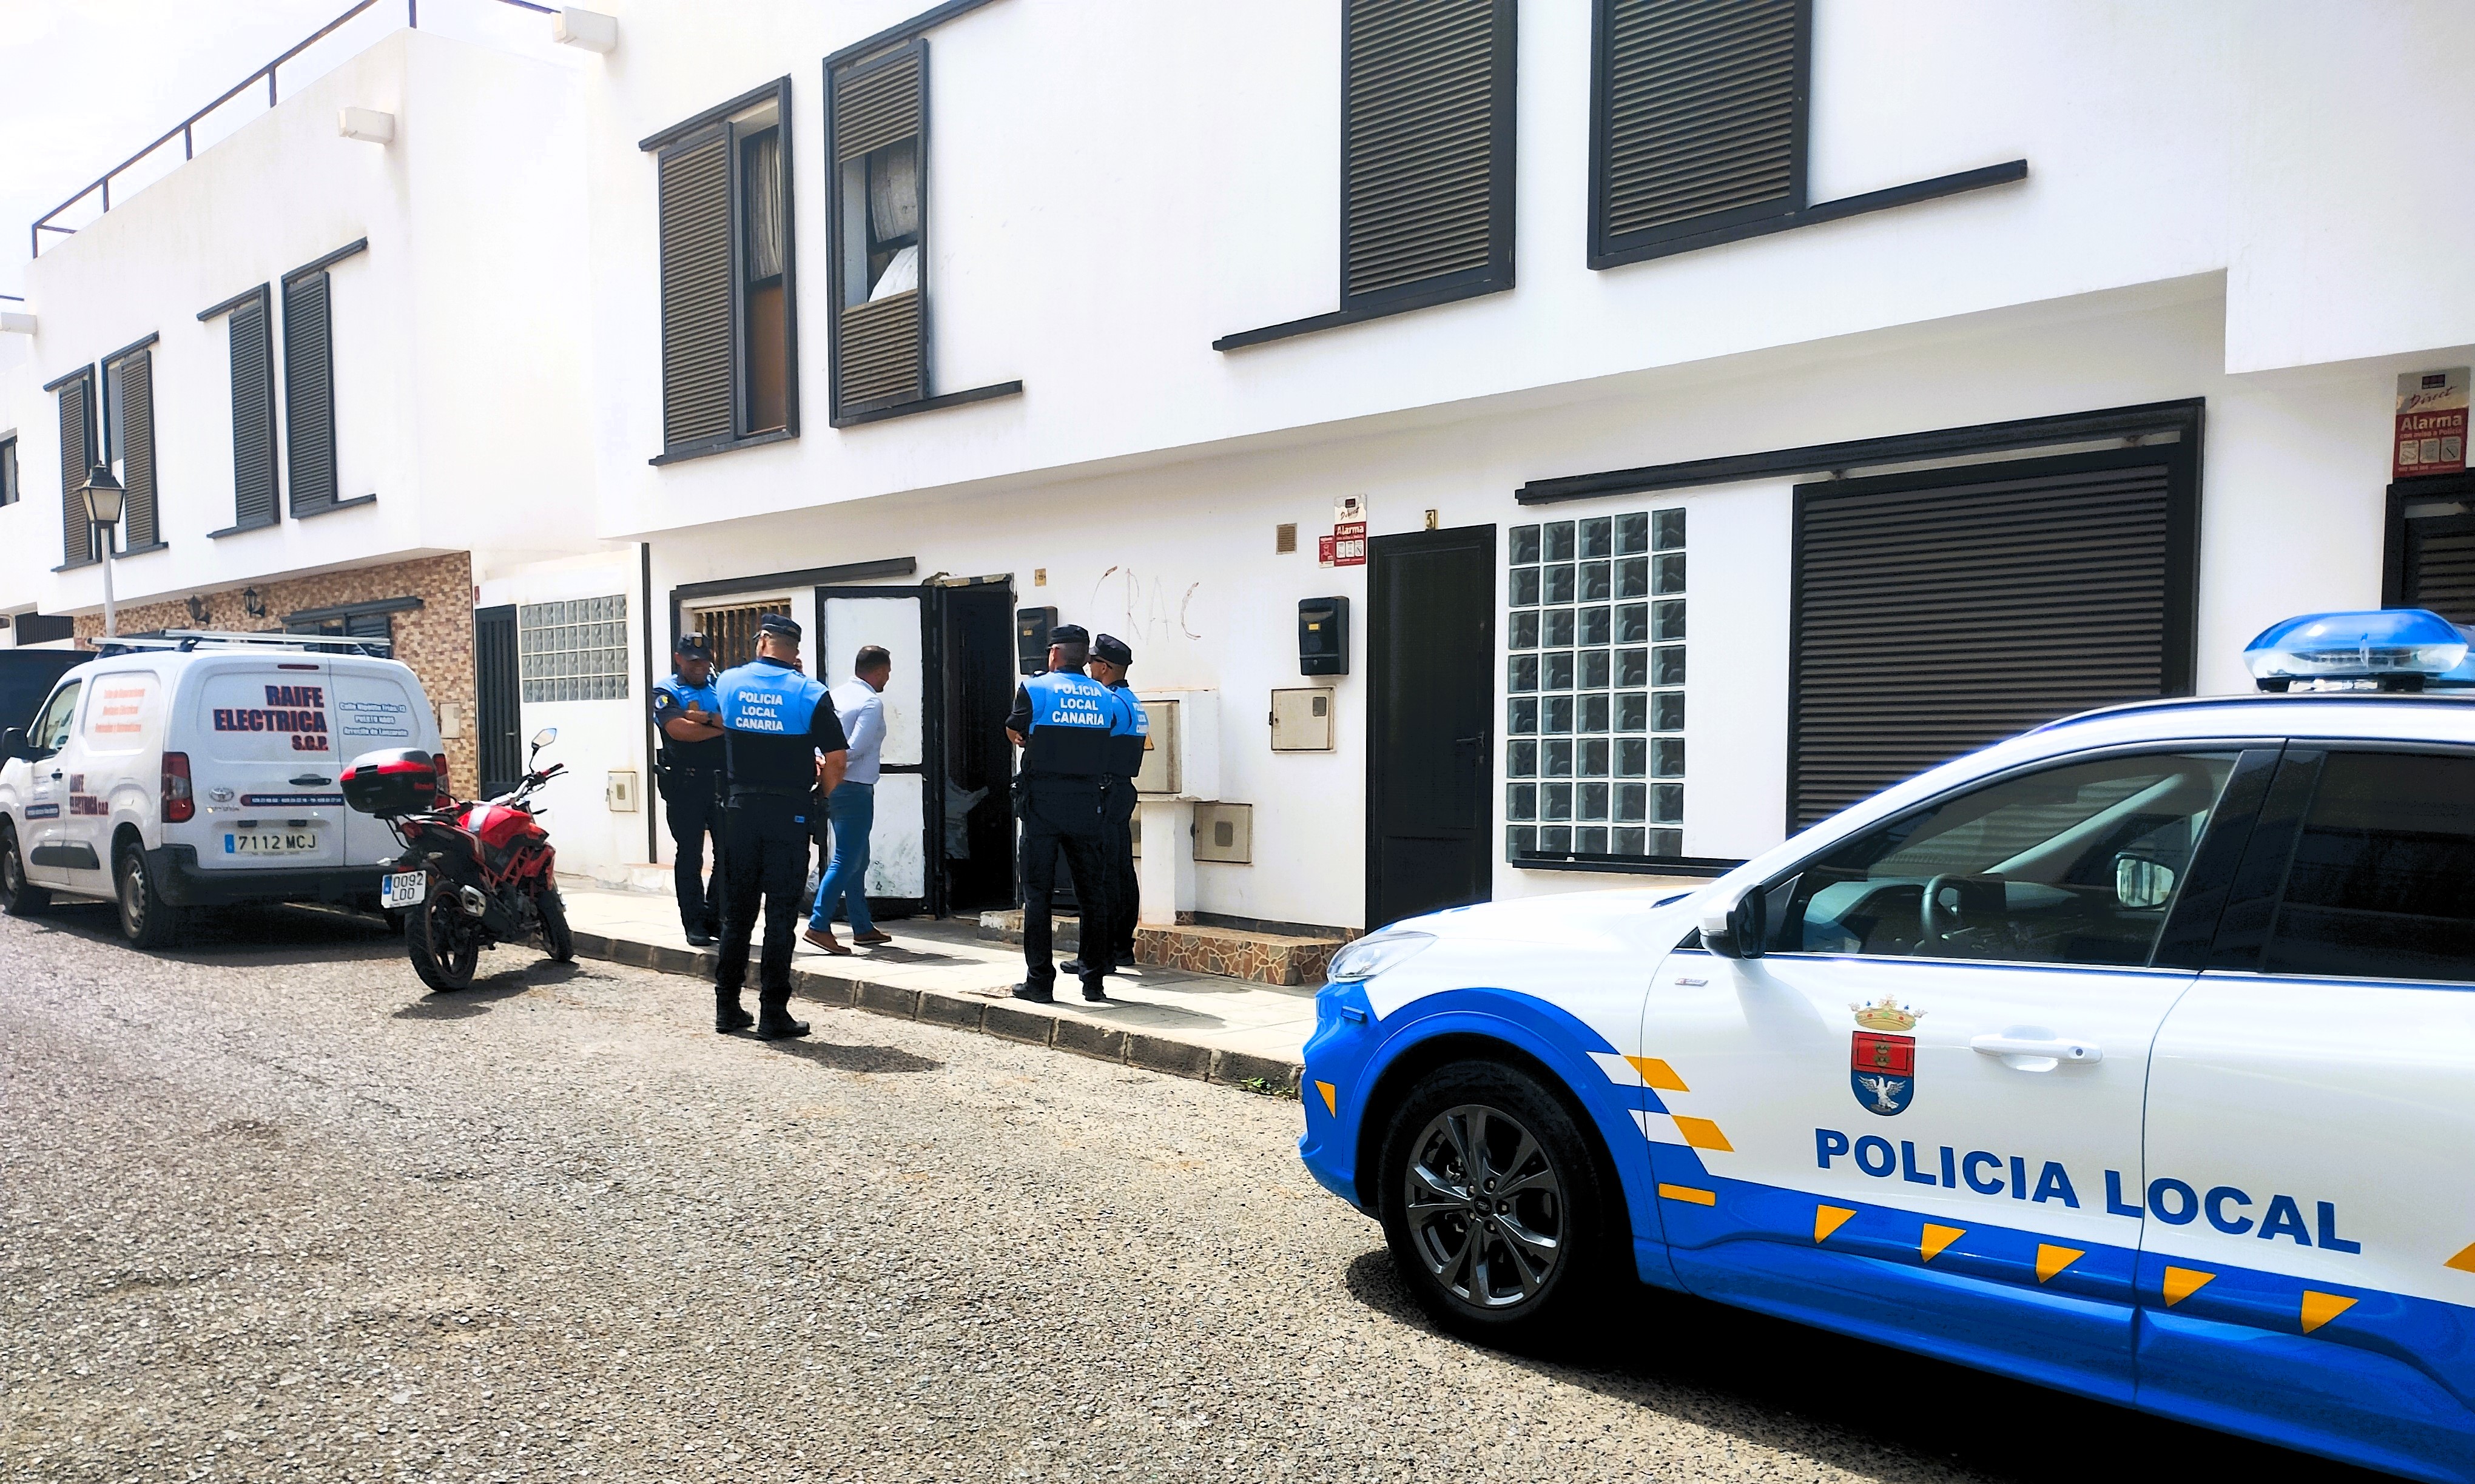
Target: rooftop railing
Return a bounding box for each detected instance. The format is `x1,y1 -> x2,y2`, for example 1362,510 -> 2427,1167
30,0 -> 555,261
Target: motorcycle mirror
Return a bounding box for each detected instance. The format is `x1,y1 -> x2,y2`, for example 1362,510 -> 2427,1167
530,727 -> 558,751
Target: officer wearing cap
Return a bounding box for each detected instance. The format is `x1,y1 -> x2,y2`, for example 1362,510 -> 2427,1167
712,613 -> 849,1038
1003,623 -> 1115,1002
1065,633 -> 1145,980
652,633 -> 727,945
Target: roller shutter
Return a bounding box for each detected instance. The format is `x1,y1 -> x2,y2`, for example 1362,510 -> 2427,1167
117,349 -> 158,550
1592,0 -> 1808,262
284,269 -> 337,515
658,129 -> 735,450
1342,0 -> 1514,304
832,45 -> 926,417
229,294 -> 279,529
1790,452 -> 2192,830
56,369 -> 95,566
2396,512 -> 2475,624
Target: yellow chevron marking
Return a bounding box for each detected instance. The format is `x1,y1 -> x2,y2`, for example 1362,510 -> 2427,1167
1920,1224 -> 1965,1262
2162,1266 -> 2216,1306
2446,1241 -> 2475,1274
1671,1116 -> 1734,1152
1628,1056 -> 1689,1092
1657,1183 -> 1716,1206
2300,1291 -> 2358,1334
2035,1245 -> 2084,1284
1813,1205 -> 1856,1243
1314,1081 -> 1337,1116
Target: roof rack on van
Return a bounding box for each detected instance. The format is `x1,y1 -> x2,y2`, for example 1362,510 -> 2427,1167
92,628 -> 394,659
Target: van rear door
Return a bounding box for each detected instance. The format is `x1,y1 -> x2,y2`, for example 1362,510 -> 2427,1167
183,657 -> 348,875
331,662 -> 435,868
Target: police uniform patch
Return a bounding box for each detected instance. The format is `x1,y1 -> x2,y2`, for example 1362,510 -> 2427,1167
1850,998 -> 1923,1116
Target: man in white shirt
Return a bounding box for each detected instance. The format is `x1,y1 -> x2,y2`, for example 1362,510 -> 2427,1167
804,645 -> 893,953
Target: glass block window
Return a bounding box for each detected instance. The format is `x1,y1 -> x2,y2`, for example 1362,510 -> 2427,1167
519,596 -> 630,702
1505,508 -> 1685,865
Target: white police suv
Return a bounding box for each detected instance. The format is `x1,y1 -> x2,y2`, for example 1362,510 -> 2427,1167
1301,609 -> 2475,1482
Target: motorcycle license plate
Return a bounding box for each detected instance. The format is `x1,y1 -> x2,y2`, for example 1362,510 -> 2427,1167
380,870 -> 428,909
224,830 -> 319,856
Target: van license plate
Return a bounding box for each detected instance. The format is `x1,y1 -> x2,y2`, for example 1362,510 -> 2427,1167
380,870 -> 428,909
223,830 -> 318,856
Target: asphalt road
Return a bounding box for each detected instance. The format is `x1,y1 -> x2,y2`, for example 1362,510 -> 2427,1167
1,901 -> 2371,1483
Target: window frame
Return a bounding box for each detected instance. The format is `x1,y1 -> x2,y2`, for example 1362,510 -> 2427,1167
99,332 -> 164,556
0,430 -> 17,507
642,75 -> 803,466
826,39 -> 932,425
31,680 -> 83,758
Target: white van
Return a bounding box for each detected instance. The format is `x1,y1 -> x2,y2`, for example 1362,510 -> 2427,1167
0,631 -> 446,947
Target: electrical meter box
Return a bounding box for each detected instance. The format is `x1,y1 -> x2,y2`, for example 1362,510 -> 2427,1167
1299,597 -> 1349,676
1269,688 -> 1335,751
1134,690 -> 1220,798
1015,607 -> 1057,674
1192,802 -> 1253,864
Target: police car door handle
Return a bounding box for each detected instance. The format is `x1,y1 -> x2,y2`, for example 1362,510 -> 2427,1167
1970,1033 -> 2103,1065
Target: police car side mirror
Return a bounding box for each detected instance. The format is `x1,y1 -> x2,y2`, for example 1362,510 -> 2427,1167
0,727 -> 22,763
1698,885 -> 1767,959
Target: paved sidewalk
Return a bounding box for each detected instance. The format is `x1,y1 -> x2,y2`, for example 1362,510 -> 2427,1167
557,881 -> 1318,1090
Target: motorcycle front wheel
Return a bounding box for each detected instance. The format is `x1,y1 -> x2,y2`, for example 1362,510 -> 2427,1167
536,885 -> 576,964
408,881 -> 482,992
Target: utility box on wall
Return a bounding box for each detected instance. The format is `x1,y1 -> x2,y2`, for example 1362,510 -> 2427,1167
1192,802 -> 1252,864
1015,607 -> 1057,674
1135,690 -> 1220,799
1299,597 -> 1349,676
1269,688 -> 1334,751
606,770 -> 639,811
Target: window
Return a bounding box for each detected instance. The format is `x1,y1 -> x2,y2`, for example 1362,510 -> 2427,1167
519,596 -> 631,702
1506,508 -> 1685,865
1762,751 -> 2238,967
1587,0 -> 2025,270
690,600 -> 792,671
1216,0 -> 1516,351
285,267 -> 338,515
31,680 -> 82,756
649,78 -> 798,460
201,286 -> 280,533
2262,752 -> 2475,984
102,341 -> 160,551
49,365 -> 96,567
829,44 -> 926,418
0,433 -> 18,506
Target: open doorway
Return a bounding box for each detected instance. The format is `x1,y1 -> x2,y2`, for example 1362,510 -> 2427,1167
938,582 -> 1017,914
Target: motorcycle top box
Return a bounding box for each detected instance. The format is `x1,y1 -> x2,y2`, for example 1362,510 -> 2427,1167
342,748 -> 446,817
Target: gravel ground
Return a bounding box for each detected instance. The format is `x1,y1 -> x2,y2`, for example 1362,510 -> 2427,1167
1,902 -> 2359,1483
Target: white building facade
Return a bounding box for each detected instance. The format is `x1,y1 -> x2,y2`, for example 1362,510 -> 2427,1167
8,0 -> 2474,928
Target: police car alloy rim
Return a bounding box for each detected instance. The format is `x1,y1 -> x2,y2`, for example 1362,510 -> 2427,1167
1403,1104 -> 1565,1309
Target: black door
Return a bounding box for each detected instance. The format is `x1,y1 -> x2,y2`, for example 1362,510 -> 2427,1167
937,584 -> 1019,913
1369,525 -> 1495,928
474,604 -> 521,796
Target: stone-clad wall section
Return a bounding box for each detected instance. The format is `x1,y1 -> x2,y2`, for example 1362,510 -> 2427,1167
72,552 -> 479,795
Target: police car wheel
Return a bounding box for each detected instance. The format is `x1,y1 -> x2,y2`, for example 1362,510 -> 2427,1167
1377,1061 -> 1616,1342
114,842 -> 187,950
0,822 -> 50,916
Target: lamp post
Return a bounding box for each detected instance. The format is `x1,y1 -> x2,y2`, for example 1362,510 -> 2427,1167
79,463 -> 124,639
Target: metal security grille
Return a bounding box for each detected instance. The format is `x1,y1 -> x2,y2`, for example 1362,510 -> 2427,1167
691,600 -> 792,671
116,349 -> 158,551
474,605 -> 522,795
1342,0 -> 1511,303
228,294 -> 279,529
1504,508 -> 1687,863
518,596 -> 631,703
283,270 -> 337,514
56,369 -> 95,566
659,131 -> 735,450
1594,0 -> 1806,253
1791,455 -> 2186,831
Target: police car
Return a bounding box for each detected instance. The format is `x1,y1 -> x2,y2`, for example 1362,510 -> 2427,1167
1301,610 -> 2475,1482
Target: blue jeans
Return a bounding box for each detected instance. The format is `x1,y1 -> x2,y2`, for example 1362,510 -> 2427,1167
808,782 -> 876,934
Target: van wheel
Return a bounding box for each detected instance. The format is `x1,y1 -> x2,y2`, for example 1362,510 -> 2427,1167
1376,1059 -> 1621,1349
408,885 -> 480,992
0,823 -> 49,916
535,886 -> 576,963
115,842 -> 187,949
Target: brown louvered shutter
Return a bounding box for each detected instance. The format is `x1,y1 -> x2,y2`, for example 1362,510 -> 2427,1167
118,350 -> 158,550
1592,0 -> 1808,264
230,293 -> 279,529
1342,0 -> 1514,305
658,129 -> 735,449
2397,513 -> 2475,624
1790,455 -> 2189,830
833,44 -> 926,417
57,370 -> 95,566
285,270 -> 337,514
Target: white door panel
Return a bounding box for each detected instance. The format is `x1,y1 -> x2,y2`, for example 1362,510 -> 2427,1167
867,773 -> 927,897
821,596 -> 922,766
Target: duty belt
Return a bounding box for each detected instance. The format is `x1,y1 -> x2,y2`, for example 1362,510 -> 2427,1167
727,784 -> 812,800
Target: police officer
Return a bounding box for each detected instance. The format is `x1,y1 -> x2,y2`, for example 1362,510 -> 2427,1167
712,614 -> 849,1038
1064,633 -> 1144,980
652,633 -> 727,945
1003,623 -> 1115,1003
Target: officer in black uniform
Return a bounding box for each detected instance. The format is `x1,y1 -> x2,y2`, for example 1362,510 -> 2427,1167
1065,633 -> 1143,979
650,633 -> 726,945
712,614 -> 849,1038
1004,624 -> 1115,1003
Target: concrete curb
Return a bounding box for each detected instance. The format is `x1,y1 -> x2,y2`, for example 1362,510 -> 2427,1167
569,930 -> 1304,1096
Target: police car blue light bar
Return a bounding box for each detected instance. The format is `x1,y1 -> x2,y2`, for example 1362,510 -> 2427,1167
2244,608 -> 2471,690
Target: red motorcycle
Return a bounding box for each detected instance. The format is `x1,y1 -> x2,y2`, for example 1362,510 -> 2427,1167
343,728 -> 575,992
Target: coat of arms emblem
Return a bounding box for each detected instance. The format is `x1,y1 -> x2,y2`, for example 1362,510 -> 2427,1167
1849,998 -> 1922,1115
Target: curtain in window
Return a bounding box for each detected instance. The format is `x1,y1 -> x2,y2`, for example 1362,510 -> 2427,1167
742,128 -> 785,283
869,140 -> 920,248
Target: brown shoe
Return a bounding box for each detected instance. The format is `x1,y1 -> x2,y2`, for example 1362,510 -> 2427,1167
802,927 -> 853,956
851,930 -> 894,945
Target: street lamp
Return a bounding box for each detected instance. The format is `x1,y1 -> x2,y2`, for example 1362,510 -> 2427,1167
79,463 -> 124,639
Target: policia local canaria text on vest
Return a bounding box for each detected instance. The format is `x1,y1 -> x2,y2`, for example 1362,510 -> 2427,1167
1005,624 -> 1128,1004
1064,631 -> 1146,981
650,632 -> 725,945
